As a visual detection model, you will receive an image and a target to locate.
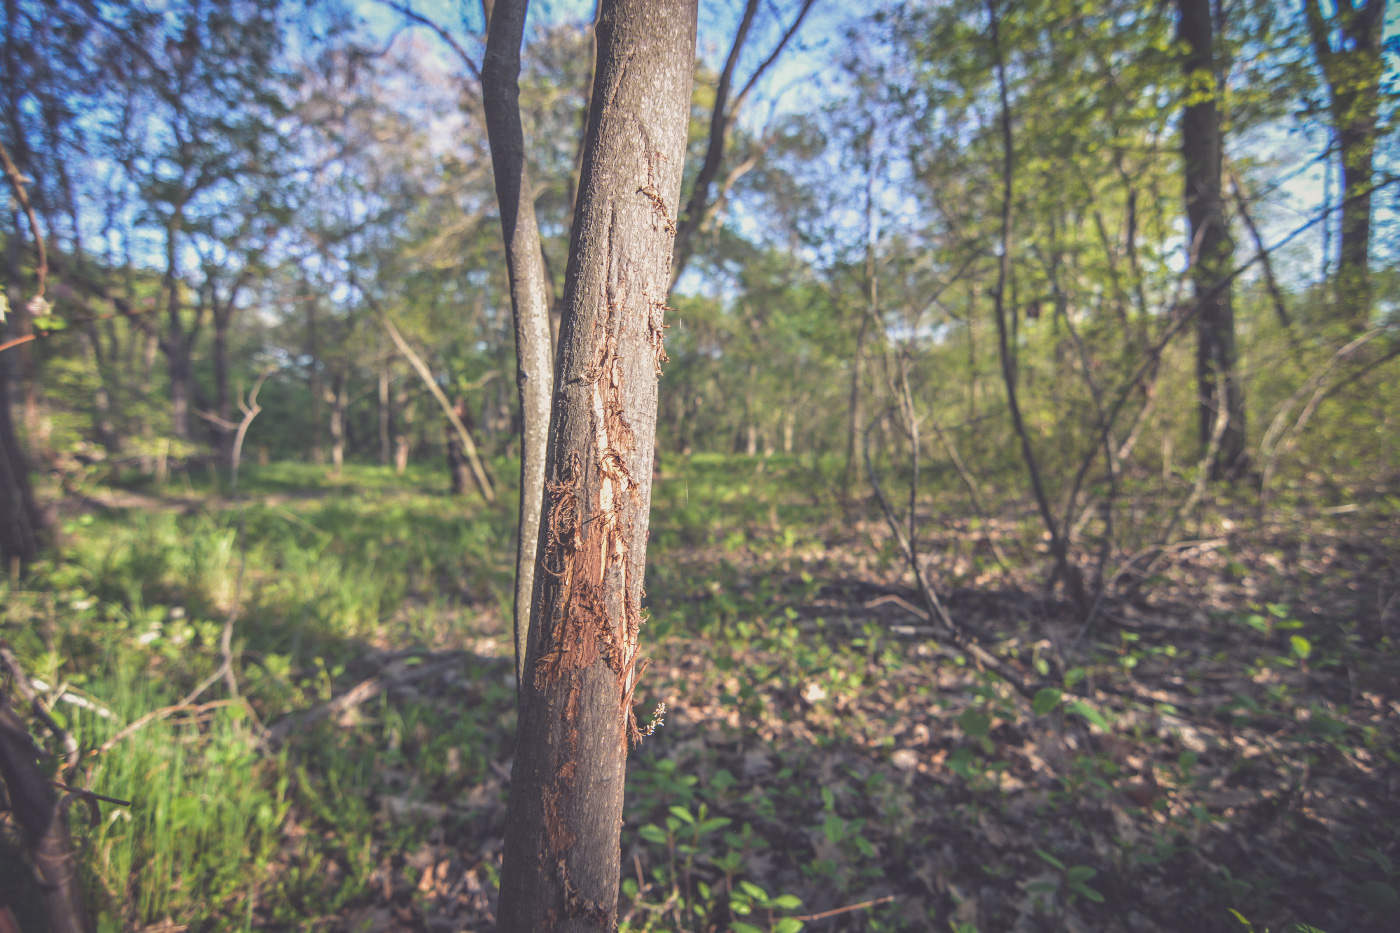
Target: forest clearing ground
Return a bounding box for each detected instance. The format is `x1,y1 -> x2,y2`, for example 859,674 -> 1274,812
1,458 -> 1397,932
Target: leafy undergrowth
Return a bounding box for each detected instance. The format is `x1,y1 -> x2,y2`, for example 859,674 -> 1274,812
1,457 -> 1397,932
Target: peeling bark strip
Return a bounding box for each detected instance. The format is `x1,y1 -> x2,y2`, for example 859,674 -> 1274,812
495,1 -> 696,930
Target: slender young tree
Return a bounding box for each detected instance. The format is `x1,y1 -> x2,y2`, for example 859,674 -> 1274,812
495,0 -> 696,928
1178,0 -> 1245,476
481,0 -> 557,684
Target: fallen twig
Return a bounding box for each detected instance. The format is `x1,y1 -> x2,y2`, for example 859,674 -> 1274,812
92,700 -> 240,757
267,656 -> 463,742
793,895 -> 896,923
864,409 -> 1039,699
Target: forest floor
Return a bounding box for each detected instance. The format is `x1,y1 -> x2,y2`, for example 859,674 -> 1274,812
2,456 -> 1397,932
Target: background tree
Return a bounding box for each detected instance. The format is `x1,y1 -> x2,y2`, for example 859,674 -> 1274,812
1303,0 -> 1389,325
1178,0 -> 1246,475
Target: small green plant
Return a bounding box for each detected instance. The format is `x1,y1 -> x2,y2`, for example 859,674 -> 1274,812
1028,848 -> 1105,906
1228,909 -> 1329,932
729,881 -> 804,933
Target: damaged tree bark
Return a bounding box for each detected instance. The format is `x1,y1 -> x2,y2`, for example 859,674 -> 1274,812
495,0 -> 696,929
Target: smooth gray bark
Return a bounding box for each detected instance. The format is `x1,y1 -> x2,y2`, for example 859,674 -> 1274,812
482,0 -> 557,684
495,1 -> 695,928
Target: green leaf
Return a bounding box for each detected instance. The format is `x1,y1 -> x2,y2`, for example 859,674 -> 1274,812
639,824 -> 668,844
739,880 -> 767,901
1360,880 -> 1399,916
1074,883 -> 1105,903
1067,865 -> 1097,883
773,919 -> 805,933
1290,635 -> 1312,661
958,707 -> 992,738
1033,688 -> 1062,716
731,923 -> 763,933
948,747 -> 979,779
698,816 -> 733,835
1227,908 -> 1255,930
669,805 -> 696,824
1363,847 -> 1394,876
770,894 -> 802,910
1067,701 -> 1111,731
1035,848 -> 1066,871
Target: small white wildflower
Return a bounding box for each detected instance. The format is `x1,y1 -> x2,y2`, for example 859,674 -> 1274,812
643,701 -> 666,737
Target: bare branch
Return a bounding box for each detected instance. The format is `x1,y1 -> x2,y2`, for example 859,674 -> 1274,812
0,138 -> 49,304
369,298 -> 496,502
375,0 -> 482,81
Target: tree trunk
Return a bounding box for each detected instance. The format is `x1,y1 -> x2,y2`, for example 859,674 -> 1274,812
378,355 -> 392,466
328,372 -> 346,476
0,197 -> 48,572
495,2 -> 695,928
482,0 -> 558,684
987,0 -> 1083,604
213,313 -> 232,461
163,217 -> 192,441
81,325 -> 119,454
446,397 -> 476,495
307,294 -> 324,464
394,382 -> 414,474
1178,0 -> 1245,476
138,329 -> 158,473
0,695 -> 93,933
1304,0 -> 1386,327
0,340 -> 45,575
843,315 -> 869,498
